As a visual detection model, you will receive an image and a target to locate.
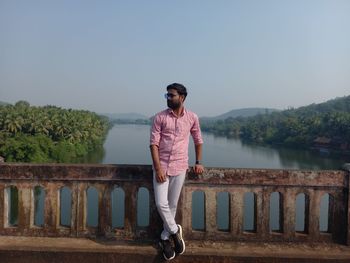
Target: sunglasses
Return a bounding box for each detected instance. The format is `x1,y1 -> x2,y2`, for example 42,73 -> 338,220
164,93 -> 178,99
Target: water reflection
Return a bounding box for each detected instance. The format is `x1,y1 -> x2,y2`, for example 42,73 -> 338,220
276,147 -> 347,170
295,193 -> 308,232
7,186 -> 18,226
217,192 -> 229,231
72,144 -> 106,164
87,187 -> 99,227
243,192 -> 256,231
320,193 -> 332,232
60,187 -> 72,227
137,187 -> 149,227
269,192 -> 281,231
34,186 -> 45,227
192,191 -> 205,230
111,187 -> 125,228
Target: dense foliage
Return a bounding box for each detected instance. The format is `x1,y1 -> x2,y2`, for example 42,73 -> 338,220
0,101 -> 110,162
201,96 -> 350,151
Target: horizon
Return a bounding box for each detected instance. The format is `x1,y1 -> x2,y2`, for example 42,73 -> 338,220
2,93 -> 348,119
1,1 -> 349,117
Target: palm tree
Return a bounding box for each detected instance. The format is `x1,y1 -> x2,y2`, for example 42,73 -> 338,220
4,114 -> 23,134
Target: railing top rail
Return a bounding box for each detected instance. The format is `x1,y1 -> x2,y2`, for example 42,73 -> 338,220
0,163 -> 153,182
0,163 -> 347,188
187,167 -> 348,188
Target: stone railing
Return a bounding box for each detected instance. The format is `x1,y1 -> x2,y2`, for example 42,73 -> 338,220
0,163 -> 349,245
184,168 -> 349,245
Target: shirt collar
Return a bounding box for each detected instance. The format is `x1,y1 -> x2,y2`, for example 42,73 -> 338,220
168,107 -> 186,118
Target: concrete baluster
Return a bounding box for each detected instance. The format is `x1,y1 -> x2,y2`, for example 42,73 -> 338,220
330,191 -> 346,244
18,183 -> 32,234
205,189 -> 216,238
148,184 -> 163,240
182,187 -> 193,238
283,188 -> 296,240
98,183 -> 112,237
231,189 -> 243,238
308,190 -> 321,241
44,183 -> 59,235
70,183 -> 78,236
123,182 -> 138,240
0,184 -> 5,231
260,187 -> 270,238
73,182 -> 87,237
347,171 -> 350,245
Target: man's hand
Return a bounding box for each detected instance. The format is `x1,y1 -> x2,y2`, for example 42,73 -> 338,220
155,168 -> 167,183
194,164 -> 204,174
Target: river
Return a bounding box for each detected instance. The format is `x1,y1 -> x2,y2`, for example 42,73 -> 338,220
102,124 -> 346,169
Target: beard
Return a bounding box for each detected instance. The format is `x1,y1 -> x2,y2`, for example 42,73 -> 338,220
167,100 -> 181,110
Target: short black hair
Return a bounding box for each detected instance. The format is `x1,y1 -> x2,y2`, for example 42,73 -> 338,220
167,83 -> 187,99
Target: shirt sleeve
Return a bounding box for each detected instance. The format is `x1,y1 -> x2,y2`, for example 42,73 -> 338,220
150,114 -> 162,146
190,113 -> 203,145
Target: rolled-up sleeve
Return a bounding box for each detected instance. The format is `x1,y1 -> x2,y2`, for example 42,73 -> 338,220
190,114 -> 203,145
150,114 -> 162,146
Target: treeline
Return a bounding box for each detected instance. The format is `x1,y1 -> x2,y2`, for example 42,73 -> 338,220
0,101 -> 110,162
201,96 -> 350,150
111,119 -> 150,125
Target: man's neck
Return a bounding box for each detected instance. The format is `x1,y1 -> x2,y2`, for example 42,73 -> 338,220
171,106 -> 184,117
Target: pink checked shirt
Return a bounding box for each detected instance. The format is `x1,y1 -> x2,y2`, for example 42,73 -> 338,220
150,108 -> 203,176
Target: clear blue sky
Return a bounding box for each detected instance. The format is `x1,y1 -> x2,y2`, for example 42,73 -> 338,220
1,0 -> 349,117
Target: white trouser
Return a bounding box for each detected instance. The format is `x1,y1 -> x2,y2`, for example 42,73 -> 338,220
153,171 -> 186,240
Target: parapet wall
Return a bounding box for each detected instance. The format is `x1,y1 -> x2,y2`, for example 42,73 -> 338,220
0,163 -> 349,245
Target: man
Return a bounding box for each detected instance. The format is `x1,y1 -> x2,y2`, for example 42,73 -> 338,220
150,83 -> 204,261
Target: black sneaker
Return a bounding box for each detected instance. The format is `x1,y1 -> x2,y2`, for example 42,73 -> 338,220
171,224 -> 185,255
159,239 -> 175,261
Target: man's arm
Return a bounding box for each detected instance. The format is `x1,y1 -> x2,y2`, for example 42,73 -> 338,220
190,113 -> 204,174
150,114 -> 166,183
194,143 -> 204,174
150,145 -> 166,183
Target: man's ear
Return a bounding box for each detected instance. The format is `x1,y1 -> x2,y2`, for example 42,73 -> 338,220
180,95 -> 185,102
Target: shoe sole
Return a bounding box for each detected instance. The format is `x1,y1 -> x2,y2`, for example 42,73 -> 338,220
159,241 -> 175,261
163,252 -> 175,261
177,224 -> 186,255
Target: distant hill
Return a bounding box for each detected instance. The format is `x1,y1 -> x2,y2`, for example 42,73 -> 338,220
291,96 -> 350,114
201,95 -> 350,153
102,112 -> 148,120
201,108 -> 280,122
